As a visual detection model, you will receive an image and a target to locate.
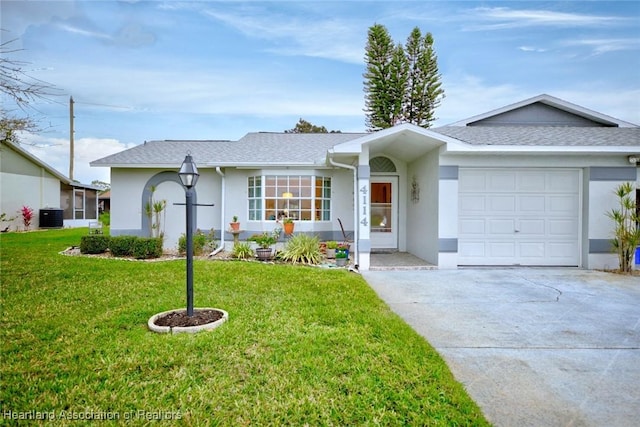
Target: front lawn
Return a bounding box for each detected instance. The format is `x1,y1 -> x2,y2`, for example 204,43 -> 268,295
0,228 -> 488,425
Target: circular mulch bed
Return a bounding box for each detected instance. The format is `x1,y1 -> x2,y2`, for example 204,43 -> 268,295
154,309 -> 224,327
148,308 -> 229,334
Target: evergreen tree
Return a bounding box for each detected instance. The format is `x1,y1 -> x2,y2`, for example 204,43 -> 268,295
364,25 -> 444,131
363,24 -> 397,131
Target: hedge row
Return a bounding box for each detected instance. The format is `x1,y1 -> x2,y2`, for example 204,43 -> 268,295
80,235 -> 163,259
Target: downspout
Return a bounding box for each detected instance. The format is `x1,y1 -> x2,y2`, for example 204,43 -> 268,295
209,167 -> 225,256
328,154 -> 359,269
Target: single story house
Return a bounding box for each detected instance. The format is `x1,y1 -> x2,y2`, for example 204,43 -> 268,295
91,94 -> 639,271
0,140 -> 101,230
98,190 -> 111,213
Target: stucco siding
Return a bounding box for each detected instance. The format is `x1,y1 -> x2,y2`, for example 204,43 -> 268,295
406,147 -> 439,264
110,168 -> 149,232
110,167 -> 223,251
111,166 -> 355,250
586,167 -> 639,269
1,147 -> 61,230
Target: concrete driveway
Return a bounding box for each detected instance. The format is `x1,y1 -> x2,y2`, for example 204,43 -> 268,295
362,268 -> 640,427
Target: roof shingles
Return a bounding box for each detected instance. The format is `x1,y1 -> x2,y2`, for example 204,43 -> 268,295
91,126 -> 640,168
434,126 -> 640,147
91,133 -> 366,167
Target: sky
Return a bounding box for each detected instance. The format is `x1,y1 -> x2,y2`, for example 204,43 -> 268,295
2,0 -> 639,185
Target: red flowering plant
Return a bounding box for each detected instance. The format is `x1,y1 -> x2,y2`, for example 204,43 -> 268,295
20,205 -> 34,231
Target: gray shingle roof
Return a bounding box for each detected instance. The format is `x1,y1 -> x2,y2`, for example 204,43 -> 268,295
91,132 -> 366,167
433,126 -> 640,147
92,126 -> 640,168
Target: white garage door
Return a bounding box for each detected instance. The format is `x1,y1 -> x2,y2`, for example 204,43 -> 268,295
458,169 -> 580,266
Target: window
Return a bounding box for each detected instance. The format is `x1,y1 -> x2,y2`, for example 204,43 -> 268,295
248,175 -> 331,221
248,176 -> 262,220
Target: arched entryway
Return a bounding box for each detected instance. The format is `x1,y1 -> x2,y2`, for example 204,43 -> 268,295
141,171 -> 198,251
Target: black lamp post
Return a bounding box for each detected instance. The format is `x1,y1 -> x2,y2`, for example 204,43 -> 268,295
178,154 -> 199,317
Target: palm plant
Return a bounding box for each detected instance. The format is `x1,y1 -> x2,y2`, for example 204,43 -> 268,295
607,182 -> 640,273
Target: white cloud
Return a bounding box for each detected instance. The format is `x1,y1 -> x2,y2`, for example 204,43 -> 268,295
435,75 -> 522,125
201,6 -> 365,64
562,38 -> 640,55
31,60 -> 363,118
57,23 -> 112,41
465,7 -> 627,31
518,46 -> 547,53
549,89 -> 640,125
1,1 -> 76,43
17,132 -> 137,185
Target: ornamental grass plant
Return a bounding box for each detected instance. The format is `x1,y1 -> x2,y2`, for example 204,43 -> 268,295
0,228 -> 488,426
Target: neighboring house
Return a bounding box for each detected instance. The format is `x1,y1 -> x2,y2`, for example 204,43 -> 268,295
0,140 -> 100,230
98,190 -> 111,213
91,94 -> 639,271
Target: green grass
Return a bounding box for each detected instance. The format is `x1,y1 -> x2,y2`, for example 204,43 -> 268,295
0,228 -> 489,426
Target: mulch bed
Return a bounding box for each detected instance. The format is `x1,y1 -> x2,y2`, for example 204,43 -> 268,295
154,309 -> 224,327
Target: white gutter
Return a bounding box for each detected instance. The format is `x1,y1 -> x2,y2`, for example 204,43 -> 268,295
328,155 -> 359,269
209,167 -> 226,257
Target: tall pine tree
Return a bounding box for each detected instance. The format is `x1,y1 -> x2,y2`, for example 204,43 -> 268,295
363,24 -> 399,132
364,25 -> 444,131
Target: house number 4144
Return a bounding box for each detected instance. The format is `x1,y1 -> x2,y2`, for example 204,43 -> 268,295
360,185 -> 368,226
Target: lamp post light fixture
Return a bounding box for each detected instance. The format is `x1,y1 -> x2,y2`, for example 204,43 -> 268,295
178,154 -> 200,317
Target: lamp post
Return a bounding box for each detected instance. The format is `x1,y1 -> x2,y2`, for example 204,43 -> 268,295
178,154 -> 199,317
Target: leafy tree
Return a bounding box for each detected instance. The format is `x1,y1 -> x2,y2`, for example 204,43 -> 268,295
91,180 -> 111,193
364,25 -> 444,131
285,118 -> 340,133
1,37 -> 57,144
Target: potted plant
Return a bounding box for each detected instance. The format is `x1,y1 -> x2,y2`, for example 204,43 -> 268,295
250,232 -> 278,260
230,215 -> 240,232
335,247 -> 348,267
325,241 -> 338,258
337,242 -> 350,260
283,217 -> 295,235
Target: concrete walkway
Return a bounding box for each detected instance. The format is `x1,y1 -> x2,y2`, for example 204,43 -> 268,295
363,268 -> 640,427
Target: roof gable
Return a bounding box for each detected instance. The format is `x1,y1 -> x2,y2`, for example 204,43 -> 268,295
449,94 -> 638,128
1,141 -> 100,189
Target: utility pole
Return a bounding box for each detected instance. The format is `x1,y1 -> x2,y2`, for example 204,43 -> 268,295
69,96 -> 74,180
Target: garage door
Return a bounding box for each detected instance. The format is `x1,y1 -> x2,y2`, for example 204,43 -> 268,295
458,169 -> 580,266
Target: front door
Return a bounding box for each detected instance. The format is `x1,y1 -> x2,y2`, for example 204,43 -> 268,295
370,176 -> 398,249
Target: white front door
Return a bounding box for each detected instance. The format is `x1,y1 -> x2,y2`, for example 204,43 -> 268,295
370,176 -> 398,249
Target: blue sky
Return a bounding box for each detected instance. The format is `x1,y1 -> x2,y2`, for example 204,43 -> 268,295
3,0 -> 639,184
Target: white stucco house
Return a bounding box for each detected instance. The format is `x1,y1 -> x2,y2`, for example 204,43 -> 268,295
91,94 -> 639,271
1,140 -> 100,230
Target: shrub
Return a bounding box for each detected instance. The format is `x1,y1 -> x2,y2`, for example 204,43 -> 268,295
99,211 -> 111,227
80,235 -> 110,254
20,205 -> 34,230
279,234 -> 322,265
109,235 -> 137,257
232,242 -> 254,259
132,237 -> 163,259
178,229 -> 216,256
249,231 -> 278,248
